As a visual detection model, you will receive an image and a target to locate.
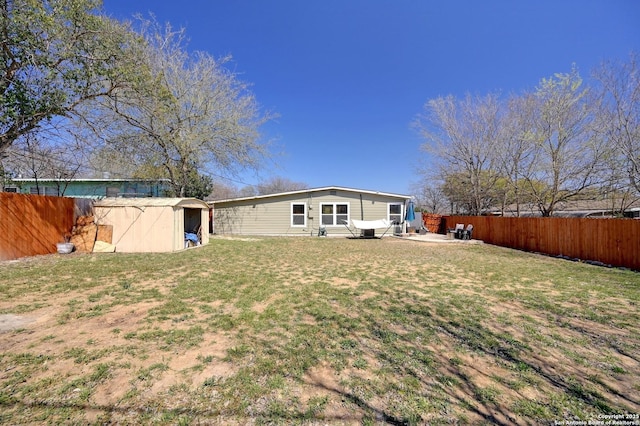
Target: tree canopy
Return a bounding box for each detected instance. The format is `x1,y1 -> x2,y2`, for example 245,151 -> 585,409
2,3 -> 273,199
86,19 -> 274,197
0,0 -> 139,153
415,56 -> 639,216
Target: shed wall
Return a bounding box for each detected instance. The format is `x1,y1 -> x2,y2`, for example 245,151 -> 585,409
95,205 -> 177,252
173,207 -> 184,251
199,209 -> 210,246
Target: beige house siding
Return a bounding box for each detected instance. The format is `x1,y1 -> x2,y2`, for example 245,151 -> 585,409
94,198 -> 209,252
212,187 -> 410,236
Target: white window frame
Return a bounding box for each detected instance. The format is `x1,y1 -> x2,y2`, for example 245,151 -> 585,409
44,187 -> 58,196
388,202 -> 403,224
320,202 -> 350,227
29,186 -> 59,196
291,202 -> 306,227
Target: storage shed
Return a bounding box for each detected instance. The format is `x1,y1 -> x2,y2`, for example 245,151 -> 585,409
93,198 -> 209,252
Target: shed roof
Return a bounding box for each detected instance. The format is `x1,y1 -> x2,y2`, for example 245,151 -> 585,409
94,197 -> 209,209
210,186 -> 411,205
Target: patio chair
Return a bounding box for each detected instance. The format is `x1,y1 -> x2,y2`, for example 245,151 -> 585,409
460,224 -> 473,240
448,223 -> 464,239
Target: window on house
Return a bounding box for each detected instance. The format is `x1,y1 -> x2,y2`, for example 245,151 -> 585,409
388,203 -> 403,224
27,186 -> 60,196
3,187 -> 17,193
44,187 -> 58,196
291,203 -> 306,226
321,203 -> 349,226
106,187 -> 119,197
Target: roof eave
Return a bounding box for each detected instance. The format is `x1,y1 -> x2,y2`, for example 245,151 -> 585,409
209,186 -> 411,204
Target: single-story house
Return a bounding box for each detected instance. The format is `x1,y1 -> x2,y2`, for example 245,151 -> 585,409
4,178 -> 171,198
210,186 -> 412,237
93,198 -> 209,252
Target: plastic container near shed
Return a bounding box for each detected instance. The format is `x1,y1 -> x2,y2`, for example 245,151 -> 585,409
57,242 -> 74,254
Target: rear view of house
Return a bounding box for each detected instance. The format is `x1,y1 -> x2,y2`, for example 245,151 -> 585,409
210,186 -> 411,237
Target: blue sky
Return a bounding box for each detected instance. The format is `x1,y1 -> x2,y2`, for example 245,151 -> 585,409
104,1 -> 640,196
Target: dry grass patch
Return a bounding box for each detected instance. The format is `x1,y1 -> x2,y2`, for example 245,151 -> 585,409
0,236 -> 638,424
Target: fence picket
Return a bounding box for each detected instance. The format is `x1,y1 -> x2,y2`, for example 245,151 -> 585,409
443,215 -> 640,271
1,193 -> 75,260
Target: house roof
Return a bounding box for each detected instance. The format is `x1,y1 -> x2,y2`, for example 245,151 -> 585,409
94,197 -> 209,209
209,186 -> 411,204
499,198 -> 640,217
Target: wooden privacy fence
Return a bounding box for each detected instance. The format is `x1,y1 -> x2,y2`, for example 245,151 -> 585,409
0,192 -> 75,261
442,216 -> 640,271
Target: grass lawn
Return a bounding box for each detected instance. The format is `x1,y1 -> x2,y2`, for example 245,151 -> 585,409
0,236 -> 638,425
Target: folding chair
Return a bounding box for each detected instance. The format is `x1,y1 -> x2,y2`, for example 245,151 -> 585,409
448,223 -> 464,239
461,224 -> 473,240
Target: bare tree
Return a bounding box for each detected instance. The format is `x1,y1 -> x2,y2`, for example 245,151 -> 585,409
238,185 -> 259,198
495,93 -> 541,216
410,179 -> 448,214
525,67 -> 607,216
414,62 -> 634,217
592,52 -> 640,194
93,19 -> 274,197
3,132 -> 84,195
414,93 -> 503,215
254,176 -> 308,195
207,181 -> 242,201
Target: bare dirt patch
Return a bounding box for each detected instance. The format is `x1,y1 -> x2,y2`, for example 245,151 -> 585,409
0,314 -> 34,333
0,238 -> 638,425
